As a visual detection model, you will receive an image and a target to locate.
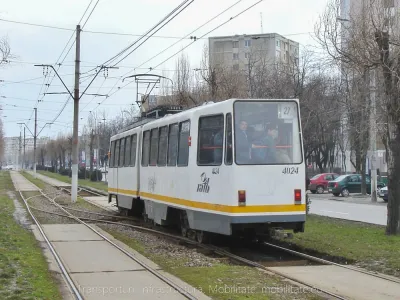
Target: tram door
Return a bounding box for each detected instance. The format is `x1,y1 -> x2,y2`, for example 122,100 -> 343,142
114,139 -> 120,195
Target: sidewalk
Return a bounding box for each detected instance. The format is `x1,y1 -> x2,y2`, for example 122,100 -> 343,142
308,192 -> 387,206
10,171 -> 39,191
27,171 -> 117,212
27,170 -> 71,187
12,171 -> 209,300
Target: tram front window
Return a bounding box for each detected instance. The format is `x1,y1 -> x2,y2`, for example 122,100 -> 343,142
234,100 -> 302,165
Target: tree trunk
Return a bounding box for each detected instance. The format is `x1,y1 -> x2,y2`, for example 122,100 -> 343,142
386,123 -> 400,235
361,156 -> 367,195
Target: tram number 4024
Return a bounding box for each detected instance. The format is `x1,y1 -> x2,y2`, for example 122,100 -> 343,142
282,167 -> 299,174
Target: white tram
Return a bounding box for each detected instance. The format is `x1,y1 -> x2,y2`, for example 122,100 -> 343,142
108,99 -> 306,242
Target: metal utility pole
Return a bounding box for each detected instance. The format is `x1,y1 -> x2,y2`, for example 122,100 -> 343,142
370,68 -> 377,202
35,26 -> 116,203
33,108 -> 37,177
17,130 -> 21,171
23,127 -> 25,170
71,25 -> 81,203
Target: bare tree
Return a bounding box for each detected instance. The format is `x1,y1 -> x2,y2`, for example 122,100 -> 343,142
315,0 -> 400,234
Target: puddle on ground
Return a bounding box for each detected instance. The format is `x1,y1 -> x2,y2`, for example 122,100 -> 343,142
7,191 -> 32,229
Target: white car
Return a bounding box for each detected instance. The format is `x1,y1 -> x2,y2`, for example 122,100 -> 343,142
379,186 -> 388,202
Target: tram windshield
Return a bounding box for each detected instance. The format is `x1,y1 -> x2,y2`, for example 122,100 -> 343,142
234,100 -> 302,165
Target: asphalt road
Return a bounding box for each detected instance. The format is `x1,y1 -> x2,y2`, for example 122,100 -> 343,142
308,192 -> 387,226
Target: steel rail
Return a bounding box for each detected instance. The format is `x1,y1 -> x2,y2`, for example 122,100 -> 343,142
18,190 -> 83,300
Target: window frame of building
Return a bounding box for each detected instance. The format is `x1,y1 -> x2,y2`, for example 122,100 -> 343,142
233,41 -> 239,48
244,40 -> 251,47
197,114 -> 224,166
233,53 -> 239,60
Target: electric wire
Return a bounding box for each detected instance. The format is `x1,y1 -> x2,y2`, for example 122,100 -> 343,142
135,0 -> 243,70
109,0 -> 195,67
100,0 -> 192,68
92,0 -> 264,113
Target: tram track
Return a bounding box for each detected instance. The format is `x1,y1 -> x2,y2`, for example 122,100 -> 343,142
28,187 -> 346,299
19,188 -> 199,300
21,176 -> 400,300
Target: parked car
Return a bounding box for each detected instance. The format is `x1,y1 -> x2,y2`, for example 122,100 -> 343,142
308,173 -> 339,194
328,174 -> 386,197
379,186 -> 388,202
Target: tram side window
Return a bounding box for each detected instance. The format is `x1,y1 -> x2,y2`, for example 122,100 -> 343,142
178,120 -> 190,166
130,134 -> 137,167
125,136 -> 131,167
142,131 -> 150,167
110,141 -> 115,168
158,126 -> 168,166
149,128 -> 159,166
114,139 -> 120,167
197,115 -> 224,166
119,138 -> 125,167
167,123 -> 179,166
225,113 -> 233,165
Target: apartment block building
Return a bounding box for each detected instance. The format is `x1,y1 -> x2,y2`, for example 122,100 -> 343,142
208,33 -> 299,71
2,136 -> 49,166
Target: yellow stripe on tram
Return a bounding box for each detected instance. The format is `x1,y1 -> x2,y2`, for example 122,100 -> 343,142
108,188 -> 306,214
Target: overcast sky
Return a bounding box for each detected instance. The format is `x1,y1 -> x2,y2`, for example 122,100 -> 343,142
0,0 -> 329,139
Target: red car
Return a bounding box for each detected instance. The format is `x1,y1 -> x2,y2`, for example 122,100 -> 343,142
308,173 -> 339,194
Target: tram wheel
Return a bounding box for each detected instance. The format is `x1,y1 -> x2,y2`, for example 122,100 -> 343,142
196,231 -> 210,244
180,211 -> 189,238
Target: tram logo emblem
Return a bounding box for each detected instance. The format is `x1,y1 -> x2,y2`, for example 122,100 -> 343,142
197,172 -> 210,193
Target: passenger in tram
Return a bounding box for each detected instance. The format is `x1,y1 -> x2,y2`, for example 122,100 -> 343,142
235,120 -> 252,163
251,122 -> 278,163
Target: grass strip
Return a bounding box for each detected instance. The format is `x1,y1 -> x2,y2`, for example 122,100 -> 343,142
0,171 -> 62,299
275,214 -> 400,277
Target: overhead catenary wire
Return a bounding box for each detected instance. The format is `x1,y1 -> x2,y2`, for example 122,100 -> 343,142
43,0 -> 103,130
92,0 -> 264,113
38,0 -> 194,131
89,0 -> 248,113
109,0 -> 195,67
0,17 -> 312,39
150,0 -> 265,71
97,0 -> 194,69
135,0 -> 243,70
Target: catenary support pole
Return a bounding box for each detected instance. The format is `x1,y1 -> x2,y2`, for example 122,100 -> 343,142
33,108 -> 37,178
23,127 -> 25,170
71,25 -> 81,203
17,129 -> 21,171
